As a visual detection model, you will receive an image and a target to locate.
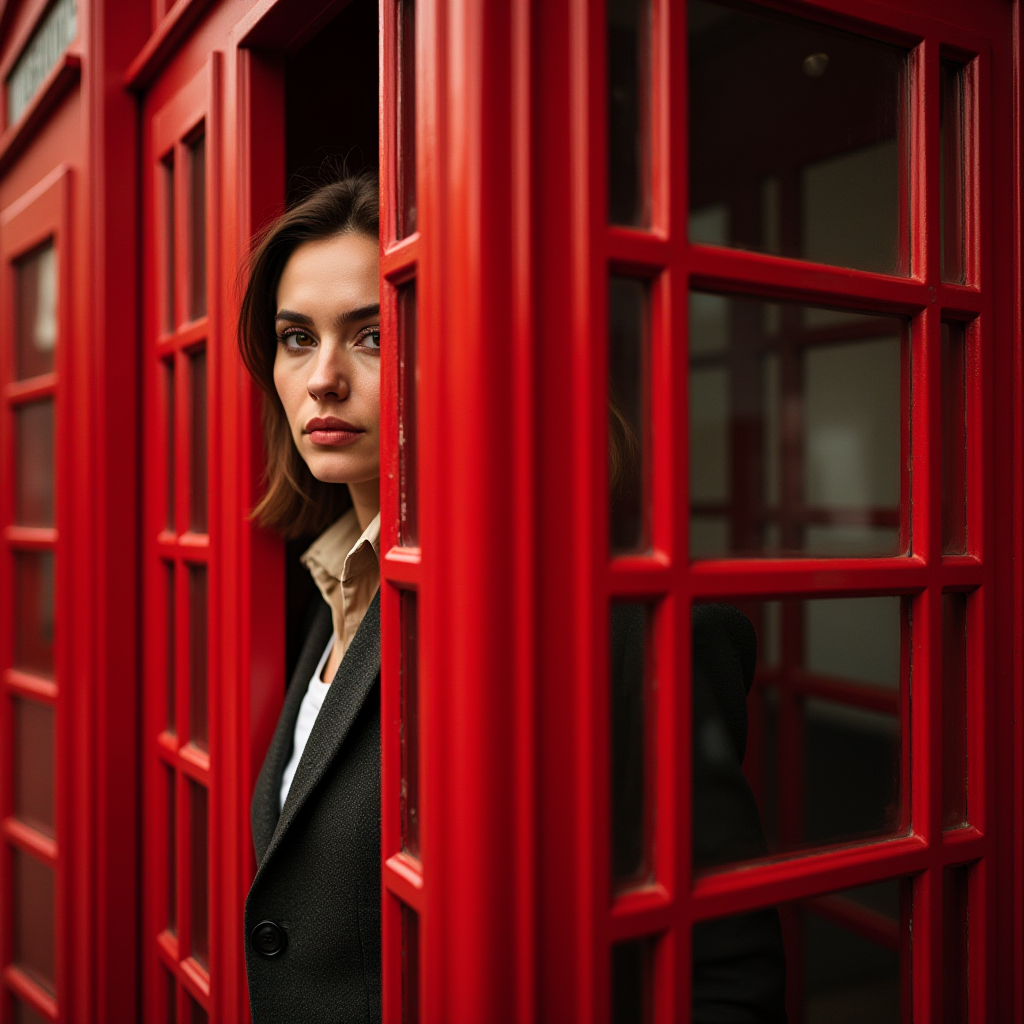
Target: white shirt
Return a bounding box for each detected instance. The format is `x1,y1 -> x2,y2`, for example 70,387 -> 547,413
279,635 -> 336,812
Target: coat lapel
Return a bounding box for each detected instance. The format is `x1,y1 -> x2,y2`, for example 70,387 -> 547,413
258,591 -> 381,871
251,602 -> 333,861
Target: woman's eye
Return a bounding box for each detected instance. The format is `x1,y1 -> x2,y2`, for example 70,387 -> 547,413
281,330 -> 315,349
358,327 -> 381,351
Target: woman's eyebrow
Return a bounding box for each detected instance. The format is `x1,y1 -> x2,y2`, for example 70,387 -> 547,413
337,303 -> 380,326
275,308 -> 314,324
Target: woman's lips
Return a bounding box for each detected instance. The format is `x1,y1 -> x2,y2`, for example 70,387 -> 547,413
304,417 -> 365,447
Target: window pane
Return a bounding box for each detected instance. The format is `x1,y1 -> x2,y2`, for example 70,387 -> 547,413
13,698 -> 54,838
942,594 -> 968,829
12,850 -> 55,993
608,0 -> 651,226
13,551 -> 55,677
15,400 -> 55,527
188,132 -> 207,320
610,277 -> 651,553
188,566 -> 208,750
610,602 -> 652,888
164,359 -> 175,531
943,866 -> 969,1024
397,0 -> 417,237
190,782 -> 209,967
612,938 -> 653,1024
163,155 -> 176,332
11,999 -> 49,1024
166,563 -> 176,734
165,970 -> 178,1024
696,597 -> 905,871
400,591 -> 420,857
689,0 -> 908,275
398,283 -> 418,546
189,349 -> 208,534
941,322 -> 967,554
401,904 -> 420,1024
15,242 -> 57,380
190,998 -> 209,1024
694,878 -> 907,1021
167,768 -> 177,934
940,61 -> 966,284
689,293 -> 905,558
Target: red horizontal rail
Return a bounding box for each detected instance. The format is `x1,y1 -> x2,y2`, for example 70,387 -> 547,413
3,818 -> 58,865
689,502 -> 901,529
383,853 -> 424,910
4,526 -> 57,549
605,226 -> 672,272
179,958 -> 212,1006
609,884 -> 673,942
382,233 -> 419,280
381,546 -> 422,586
802,893 -> 900,951
4,669 -> 58,703
4,373 -> 57,403
760,669 -> 900,716
3,965 -> 58,1020
155,317 -> 209,355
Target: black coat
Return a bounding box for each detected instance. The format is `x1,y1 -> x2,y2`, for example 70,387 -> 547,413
245,596 -> 785,1023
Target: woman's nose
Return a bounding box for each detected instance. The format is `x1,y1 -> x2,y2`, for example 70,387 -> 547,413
306,343 -> 350,402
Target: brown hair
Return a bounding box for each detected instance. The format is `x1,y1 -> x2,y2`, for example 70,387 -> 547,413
238,174 -> 379,538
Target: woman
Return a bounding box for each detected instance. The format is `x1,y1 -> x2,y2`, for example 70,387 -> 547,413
238,175 -> 785,1023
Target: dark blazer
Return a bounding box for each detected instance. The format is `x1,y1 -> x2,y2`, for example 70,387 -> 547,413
246,595 -> 784,1024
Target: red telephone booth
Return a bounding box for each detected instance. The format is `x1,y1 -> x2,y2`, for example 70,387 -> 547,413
0,0 -> 1021,1021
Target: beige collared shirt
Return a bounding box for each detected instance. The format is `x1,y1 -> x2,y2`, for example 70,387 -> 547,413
300,509 -> 381,660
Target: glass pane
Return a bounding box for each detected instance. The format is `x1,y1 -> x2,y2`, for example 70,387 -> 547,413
610,277 -> 650,553
942,594 -> 968,828
167,768 -> 177,934
13,698 -> 55,838
608,0 -> 651,226
398,283 -> 418,546
940,62 -> 966,284
13,551 -> 55,677
164,360 -> 176,531
611,938 -> 653,1024
689,0 -> 908,275
11,999 -> 49,1024
13,850 -> 55,993
401,904 -> 420,1024
15,400 -> 55,527
189,349 -> 208,534
689,293 -> 905,558
188,566 -> 208,750
167,563 -> 176,734
397,0 -> 417,238
696,597 -> 905,871
188,132 -> 207,320
941,322 -> 967,554
190,782 -> 209,967
163,154 -> 176,331
400,592 -> 420,857
190,998 -> 209,1024
15,242 -> 57,380
166,970 -> 178,1024
943,866 -> 969,1024
610,602 -> 652,887
694,878 -> 906,1022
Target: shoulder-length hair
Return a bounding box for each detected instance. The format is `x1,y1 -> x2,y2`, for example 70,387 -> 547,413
238,174 -> 379,539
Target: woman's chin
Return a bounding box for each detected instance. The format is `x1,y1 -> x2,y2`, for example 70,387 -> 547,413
306,451 -> 374,485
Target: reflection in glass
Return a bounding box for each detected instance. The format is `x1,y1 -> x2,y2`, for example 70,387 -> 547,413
608,0 -> 651,226
15,400 -> 55,526
191,782 -> 209,967
14,551 -> 55,677
610,277 -> 650,553
397,0 -> 417,238
942,594 -> 968,828
190,349 -> 208,534
612,938 -> 653,1024
13,850 -> 55,993
690,292 -> 905,558
400,591 -> 420,857
401,904 -> 420,1024
940,61 -> 966,284
943,867 -> 969,1024
610,602 -> 652,887
15,242 -> 57,380
189,566 -> 208,750
941,322 -> 967,554
14,698 -> 55,837
398,283 -> 418,546
188,132 -> 207,320
689,0 -> 908,275
699,596 -> 904,869
163,155 -> 176,331
694,878 -> 905,1022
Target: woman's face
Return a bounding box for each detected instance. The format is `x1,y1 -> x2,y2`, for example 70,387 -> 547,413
273,231 -> 380,487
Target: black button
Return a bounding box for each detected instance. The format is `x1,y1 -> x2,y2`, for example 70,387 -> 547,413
251,920 -> 286,957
